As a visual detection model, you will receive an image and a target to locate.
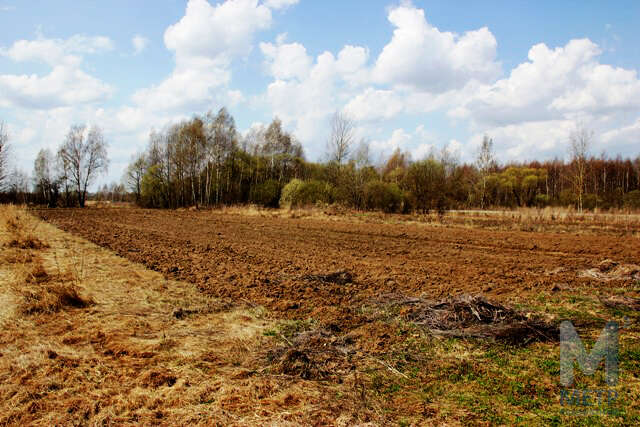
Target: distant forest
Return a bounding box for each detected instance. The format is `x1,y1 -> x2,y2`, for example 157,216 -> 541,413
4,108 -> 640,212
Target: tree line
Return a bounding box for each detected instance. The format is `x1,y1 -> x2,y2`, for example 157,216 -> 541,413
122,109 -> 640,213
0,111 -> 639,212
0,123 -> 109,207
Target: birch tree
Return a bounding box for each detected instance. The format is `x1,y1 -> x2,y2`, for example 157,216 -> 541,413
57,125 -> 109,207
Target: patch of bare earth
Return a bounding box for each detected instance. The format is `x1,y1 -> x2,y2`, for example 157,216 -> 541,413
0,206 -> 374,425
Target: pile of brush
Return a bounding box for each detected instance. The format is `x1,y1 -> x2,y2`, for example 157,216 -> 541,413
268,328 -> 355,381
405,294 -> 558,344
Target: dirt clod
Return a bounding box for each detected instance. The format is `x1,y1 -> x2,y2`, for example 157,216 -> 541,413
302,270 -> 353,285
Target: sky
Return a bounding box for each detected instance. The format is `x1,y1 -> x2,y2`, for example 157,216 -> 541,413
1,0 -> 640,188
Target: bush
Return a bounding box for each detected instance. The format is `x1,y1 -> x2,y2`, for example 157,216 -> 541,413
140,165 -> 164,208
280,179 -> 334,208
582,193 -> 603,211
251,180 -> 281,208
534,194 -> 550,208
557,189 -> 576,207
624,190 -> 640,209
363,181 -> 403,213
280,178 -> 305,207
401,191 -> 416,214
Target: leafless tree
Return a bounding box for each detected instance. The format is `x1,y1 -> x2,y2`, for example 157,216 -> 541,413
57,125 -> 109,207
569,124 -> 593,212
327,111 -> 355,164
33,148 -> 61,206
124,152 -> 147,203
476,135 -> 495,209
0,121 -> 9,191
352,138 -> 371,169
7,169 -> 30,204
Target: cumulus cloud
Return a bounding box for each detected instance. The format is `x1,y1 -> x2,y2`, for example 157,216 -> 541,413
452,39 -> 640,127
164,0 -> 271,65
2,34 -> 113,66
370,125 -> 436,159
132,35 -> 149,55
372,3 -> 500,91
600,118 -> 640,150
260,2 -> 499,153
343,88 -> 405,121
0,34 -> 113,109
263,43 -> 370,153
260,35 -> 312,80
135,0 -> 275,112
0,67 -> 112,110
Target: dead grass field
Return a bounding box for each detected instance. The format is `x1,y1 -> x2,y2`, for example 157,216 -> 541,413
2,205 -> 639,425
0,206 -> 380,425
218,205 -> 640,236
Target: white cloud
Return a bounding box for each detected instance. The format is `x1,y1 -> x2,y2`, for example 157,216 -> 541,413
264,0 -> 299,10
260,2 -> 499,152
468,120 -> 576,161
164,0 -> 271,65
2,34 -> 113,66
370,125 -> 436,160
0,34 -> 113,109
343,88 -> 405,121
135,0 -> 275,112
132,59 -> 232,112
132,35 -> 149,55
0,66 -> 112,109
260,36 -> 312,80
601,118 -> 640,150
263,43 -> 370,153
372,3 -> 500,91
452,39 -> 640,127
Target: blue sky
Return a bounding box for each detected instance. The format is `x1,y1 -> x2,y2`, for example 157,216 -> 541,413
1,0 -> 639,187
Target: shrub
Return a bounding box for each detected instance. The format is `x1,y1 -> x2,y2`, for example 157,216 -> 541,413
280,179 -> 334,208
140,165 -> 164,208
363,181 -> 403,213
251,180 -> 281,208
280,178 -> 304,207
624,190 -> 640,209
582,193 -> 602,211
534,194 -> 550,208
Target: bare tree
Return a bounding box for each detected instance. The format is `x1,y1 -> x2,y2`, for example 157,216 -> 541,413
327,111 -> 355,164
124,152 -> 147,203
57,125 -> 109,207
7,169 -> 30,204
476,135 -> 495,209
33,148 -> 61,206
569,124 -> 593,212
0,121 -> 9,191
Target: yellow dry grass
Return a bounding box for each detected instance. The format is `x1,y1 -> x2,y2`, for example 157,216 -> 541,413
0,205 -> 365,426
220,204 -> 640,235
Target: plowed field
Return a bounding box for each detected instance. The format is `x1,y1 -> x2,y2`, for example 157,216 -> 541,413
37,208 -> 639,327
27,208 -> 640,424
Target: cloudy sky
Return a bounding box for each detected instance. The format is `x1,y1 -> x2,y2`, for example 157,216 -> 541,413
1,0 -> 639,186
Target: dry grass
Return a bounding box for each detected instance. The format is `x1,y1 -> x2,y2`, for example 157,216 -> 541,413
0,205 -> 374,425
217,204 -> 640,236
9,204 -> 640,424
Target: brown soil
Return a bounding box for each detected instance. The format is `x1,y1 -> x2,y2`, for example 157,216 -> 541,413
37,208 -> 640,329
